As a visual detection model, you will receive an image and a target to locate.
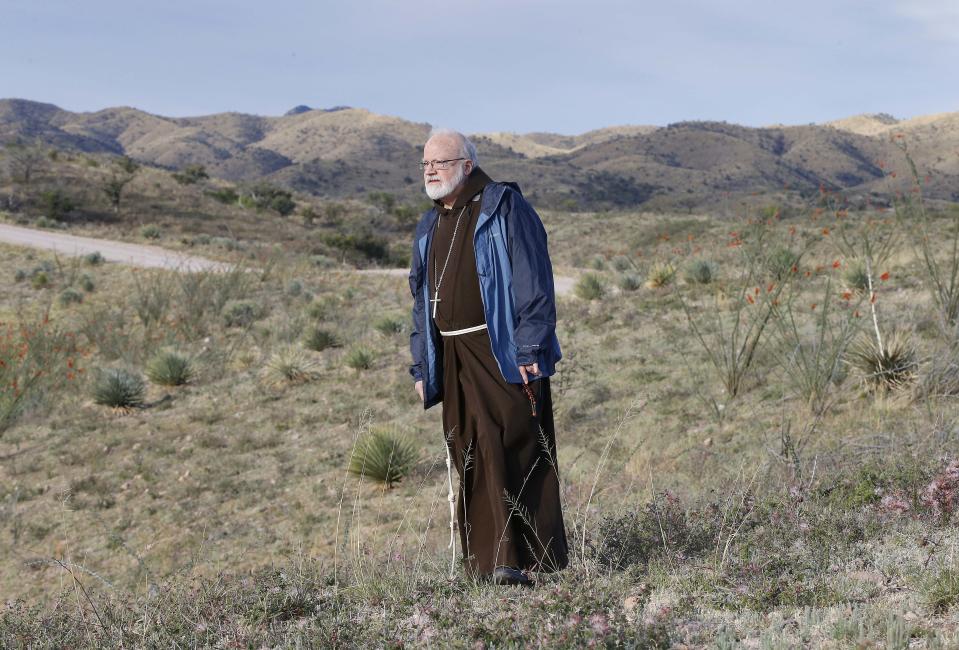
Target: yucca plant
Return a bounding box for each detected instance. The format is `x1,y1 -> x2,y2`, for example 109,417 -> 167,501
374,316 -> 404,336
345,346 -> 375,371
93,368 -> 146,410
263,345 -> 318,388
765,246 -> 800,280
611,255 -> 633,272
846,331 -> 918,392
348,427 -> 418,489
617,273 -> 641,292
843,259 -> 870,292
145,350 -> 194,386
644,263 -> 676,289
574,273 -> 605,301
683,259 -> 717,285
303,327 -> 339,352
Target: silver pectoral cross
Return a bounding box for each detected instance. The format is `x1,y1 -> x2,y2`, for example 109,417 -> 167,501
430,292 -> 441,318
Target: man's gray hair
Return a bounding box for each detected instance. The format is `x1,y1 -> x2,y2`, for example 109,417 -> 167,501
428,128 -> 479,165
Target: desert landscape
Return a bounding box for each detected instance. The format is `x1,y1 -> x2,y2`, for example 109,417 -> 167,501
2,101 -> 959,647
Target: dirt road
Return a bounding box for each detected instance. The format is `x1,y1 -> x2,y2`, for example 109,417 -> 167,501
0,223 -> 229,272
0,222 -> 575,293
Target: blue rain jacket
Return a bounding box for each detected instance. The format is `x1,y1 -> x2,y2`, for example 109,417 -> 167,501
408,181 -> 562,410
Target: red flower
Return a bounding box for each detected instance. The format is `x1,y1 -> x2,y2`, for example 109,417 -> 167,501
822,228 -> 830,236
842,291 -> 853,301
746,295 -> 755,304
832,260 -> 841,269
880,272 -> 890,281
811,303 -> 817,311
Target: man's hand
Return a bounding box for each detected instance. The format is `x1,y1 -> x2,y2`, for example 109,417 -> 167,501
518,362 -> 540,385
414,380 -> 424,402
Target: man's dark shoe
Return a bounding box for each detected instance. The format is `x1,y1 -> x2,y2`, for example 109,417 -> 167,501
491,566 -> 534,587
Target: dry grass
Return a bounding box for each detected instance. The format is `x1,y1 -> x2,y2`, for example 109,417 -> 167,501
3,176 -> 959,644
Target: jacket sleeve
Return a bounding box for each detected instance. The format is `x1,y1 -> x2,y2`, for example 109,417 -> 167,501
408,233 -> 425,382
504,188 -> 556,367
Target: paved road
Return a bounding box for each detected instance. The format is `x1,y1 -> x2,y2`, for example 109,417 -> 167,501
0,223 -> 229,272
0,222 -> 576,293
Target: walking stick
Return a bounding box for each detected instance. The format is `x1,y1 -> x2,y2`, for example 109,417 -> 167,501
444,441 -> 457,578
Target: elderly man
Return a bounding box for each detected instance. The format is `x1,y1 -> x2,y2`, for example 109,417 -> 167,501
408,128 -> 568,586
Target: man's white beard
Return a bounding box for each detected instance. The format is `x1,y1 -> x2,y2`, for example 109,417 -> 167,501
425,164 -> 468,201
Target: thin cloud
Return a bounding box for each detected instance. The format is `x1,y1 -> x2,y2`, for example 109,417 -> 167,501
892,0 -> 959,42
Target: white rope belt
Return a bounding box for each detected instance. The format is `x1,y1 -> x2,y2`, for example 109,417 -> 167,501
439,323 -> 487,337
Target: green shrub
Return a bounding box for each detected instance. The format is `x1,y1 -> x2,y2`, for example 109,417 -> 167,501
93,368 -> 146,409
309,254 -> 334,268
34,216 -> 64,230
348,427 -> 418,489
79,274 -> 95,292
140,224 -> 162,239
766,246 -> 800,280
58,288 -> 83,306
574,273 -> 605,301
305,300 -> 328,320
84,251 -> 105,266
223,300 -> 262,327
286,280 -> 303,297
39,188 -> 76,220
617,273 -> 642,292
374,316 -> 404,336
590,255 -> 607,271
206,187 -> 239,204
924,568 -> 959,614
611,255 -> 632,272
345,346 -> 375,371
304,327 -> 338,352
145,351 -> 194,386
13,269 -> 26,282
644,262 -> 676,289
843,259 -> 870,292
171,164 -> 209,185
31,272 -> 49,289
263,346 -> 317,388
683,259 -> 717,285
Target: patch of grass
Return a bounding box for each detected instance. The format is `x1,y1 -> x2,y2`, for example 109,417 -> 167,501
344,346 -> 375,371
140,224 -> 162,239
924,568 -> 959,614
263,345 -> 318,388
223,299 -> 262,328
373,316 -> 404,336
575,273 -> 606,301
645,262 -> 676,289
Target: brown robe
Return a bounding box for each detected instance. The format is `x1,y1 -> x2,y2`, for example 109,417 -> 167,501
429,167 -> 569,576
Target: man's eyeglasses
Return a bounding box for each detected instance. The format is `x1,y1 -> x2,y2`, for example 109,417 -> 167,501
420,158 -> 466,171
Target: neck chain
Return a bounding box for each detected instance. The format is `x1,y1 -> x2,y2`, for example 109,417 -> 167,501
431,204 -> 469,319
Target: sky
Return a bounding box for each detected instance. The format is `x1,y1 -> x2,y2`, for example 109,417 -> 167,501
2,0 -> 958,135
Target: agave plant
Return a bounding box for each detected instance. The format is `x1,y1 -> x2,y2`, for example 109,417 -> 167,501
683,259 -> 718,285
303,327 -> 339,352
348,428 -> 418,489
93,368 -> 146,410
